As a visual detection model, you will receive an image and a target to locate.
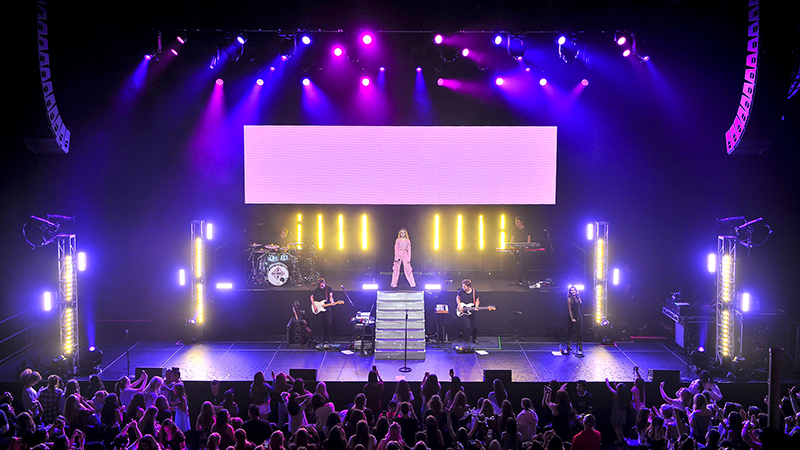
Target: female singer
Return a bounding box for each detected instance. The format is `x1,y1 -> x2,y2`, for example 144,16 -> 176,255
566,286 -> 583,354
390,228 -> 416,288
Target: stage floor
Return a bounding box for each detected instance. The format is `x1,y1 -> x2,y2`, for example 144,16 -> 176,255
20,337 -> 700,383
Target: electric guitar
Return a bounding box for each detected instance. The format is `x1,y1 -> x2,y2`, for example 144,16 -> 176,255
456,303 -> 496,317
312,300 -> 345,314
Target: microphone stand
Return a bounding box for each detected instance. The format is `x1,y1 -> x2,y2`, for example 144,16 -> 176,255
399,309 -> 412,373
340,285 -> 355,306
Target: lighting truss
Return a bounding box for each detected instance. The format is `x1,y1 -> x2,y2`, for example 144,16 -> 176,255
57,234 -> 78,373
190,220 -> 207,331
592,222 -> 609,332
715,235 -> 738,365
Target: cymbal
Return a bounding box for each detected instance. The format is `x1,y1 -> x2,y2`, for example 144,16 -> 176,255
246,243 -> 264,248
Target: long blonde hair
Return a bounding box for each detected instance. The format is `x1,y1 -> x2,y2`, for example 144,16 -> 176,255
397,228 -> 410,239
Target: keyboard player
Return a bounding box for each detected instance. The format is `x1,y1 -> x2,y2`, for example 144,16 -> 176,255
510,216 -> 531,286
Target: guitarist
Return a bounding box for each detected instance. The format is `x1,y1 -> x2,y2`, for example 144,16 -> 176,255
310,278 -> 335,344
455,279 -> 480,344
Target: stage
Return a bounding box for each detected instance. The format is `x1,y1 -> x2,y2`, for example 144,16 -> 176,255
7,337 -> 696,384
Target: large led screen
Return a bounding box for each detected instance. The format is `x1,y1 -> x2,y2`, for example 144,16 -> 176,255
244,126 -> 557,204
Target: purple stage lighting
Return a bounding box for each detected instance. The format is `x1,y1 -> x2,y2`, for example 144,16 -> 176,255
616,36 -> 627,46
516,55 -> 523,61
302,78 -> 310,86
697,346 -> 705,353
171,49 -> 178,56
237,35 -> 246,45
177,35 -> 187,45
642,55 -> 651,62
494,35 -> 503,45
362,34 -> 373,45
461,48 -> 470,57
379,66 -> 385,72
215,78 -> 224,86
622,49 -> 631,57
525,67 -> 531,72
270,66 -> 276,71
495,77 -> 504,86
301,35 -> 311,45
433,34 -> 443,45
361,77 -> 370,86
256,79 -> 264,86
333,46 -> 343,57
581,79 -> 589,86
144,54 -> 152,61
281,55 -> 288,61
437,78 -> 444,86
416,67 -> 422,72
557,36 -> 567,46
539,78 -> 547,86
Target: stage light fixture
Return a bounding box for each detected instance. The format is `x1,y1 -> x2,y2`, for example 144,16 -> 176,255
236,34 -> 247,45
171,49 -> 178,56
302,78 -> 311,86
456,214 -> 463,250
333,46 -> 344,57
569,284 -> 585,291
581,79 -> 589,86
379,66 -> 385,72
279,36 -> 295,60
196,282 -> 204,323
301,35 -> 311,45
558,37 -> 579,63
461,48 -> 469,57
179,269 -> 186,286
495,77 -> 504,86
177,32 -> 187,45
361,77 -> 370,86
741,292 -> 750,312
84,346 -> 103,367
707,253 -> 716,273
144,54 -> 153,61
77,252 -> 87,271
44,292 -> 52,311
557,35 -> 567,46
270,66 -> 276,72
361,214 -> 368,250
612,268 -> 620,286
318,214 -> 323,250
525,67 -> 531,72
362,33 -> 373,45
500,214 -> 506,249
215,78 -> 223,86
362,283 -> 379,290
416,67 -> 422,72
425,284 -> 442,290
338,214 -> 344,250
256,79 -> 264,86
206,223 -> 213,240
587,224 -> 594,240
433,34 -> 443,45
297,214 -> 303,251
539,78 -> 547,86
478,215 -> 484,250
494,35 -> 503,45
216,282 -> 233,290
437,78 -> 444,86
622,49 -> 631,57
434,214 -> 440,250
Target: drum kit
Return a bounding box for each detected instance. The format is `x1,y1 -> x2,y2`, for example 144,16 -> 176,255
247,241 -> 320,286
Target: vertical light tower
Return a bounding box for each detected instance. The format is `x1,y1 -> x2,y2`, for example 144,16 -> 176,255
716,236 -> 737,366
57,235 -> 78,374
593,222 -> 609,333
190,221 -> 206,332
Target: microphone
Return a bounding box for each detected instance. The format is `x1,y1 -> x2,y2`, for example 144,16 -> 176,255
735,217 -> 763,232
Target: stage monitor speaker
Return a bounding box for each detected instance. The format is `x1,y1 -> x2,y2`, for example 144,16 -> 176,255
483,370 -> 512,385
289,369 -> 317,383
648,369 -> 680,388
136,367 -> 164,379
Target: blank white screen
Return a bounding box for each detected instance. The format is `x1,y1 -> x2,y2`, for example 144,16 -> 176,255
244,126 -> 557,204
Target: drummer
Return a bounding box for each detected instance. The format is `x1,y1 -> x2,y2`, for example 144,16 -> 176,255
276,227 -> 292,249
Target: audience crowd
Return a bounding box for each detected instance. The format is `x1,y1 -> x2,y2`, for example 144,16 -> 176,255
2,366 -> 800,450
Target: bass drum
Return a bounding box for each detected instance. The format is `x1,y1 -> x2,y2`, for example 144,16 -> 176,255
267,262 -> 290,286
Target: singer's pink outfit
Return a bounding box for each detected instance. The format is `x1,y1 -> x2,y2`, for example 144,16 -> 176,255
391,238 -> 416,287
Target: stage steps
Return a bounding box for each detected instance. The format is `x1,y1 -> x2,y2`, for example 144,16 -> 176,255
374,290 -> 426,360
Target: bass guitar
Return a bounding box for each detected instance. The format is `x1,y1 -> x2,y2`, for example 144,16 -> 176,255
312,300 -> 345,314
456,303 -> 496,317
